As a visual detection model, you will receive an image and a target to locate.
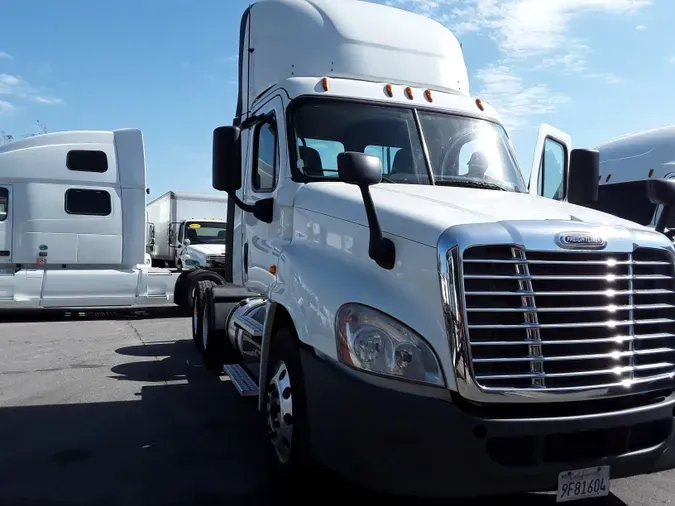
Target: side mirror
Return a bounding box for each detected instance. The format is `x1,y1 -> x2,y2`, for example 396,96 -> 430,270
337,152 -> 394,270
212,126 -> 242,192
212,124 -> 274,224
567,148 -> 599,206
338,151 -> 383,186
647,178 -> 675,233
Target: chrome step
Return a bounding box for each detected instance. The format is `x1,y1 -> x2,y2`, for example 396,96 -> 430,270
223,364 -> 258,397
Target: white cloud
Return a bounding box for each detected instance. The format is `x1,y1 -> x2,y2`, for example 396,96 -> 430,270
0,73 -> 63,106
221,54 -> 238,64
0,51 -> 13,60
475,65 -> 570,130
635,24 -> 646,30
667,56 -> 675,64
587,72 -> 623,84
0,99 -> 14,114
33,95 -> 63,105
381,0 -> 651,128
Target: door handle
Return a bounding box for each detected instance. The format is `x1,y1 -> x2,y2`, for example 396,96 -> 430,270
243,242 -> 249,273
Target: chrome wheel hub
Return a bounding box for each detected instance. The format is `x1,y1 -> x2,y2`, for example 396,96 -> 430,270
266,361 -> 293,464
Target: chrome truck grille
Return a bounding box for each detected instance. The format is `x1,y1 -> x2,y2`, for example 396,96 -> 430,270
461,246 -> 675,394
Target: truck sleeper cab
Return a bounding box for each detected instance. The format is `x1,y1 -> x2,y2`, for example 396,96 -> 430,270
192,0 -> 675,500
0,129 -> 180,309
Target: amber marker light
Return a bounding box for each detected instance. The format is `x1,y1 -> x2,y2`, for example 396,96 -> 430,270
424,89 -> 433,102
475,98 -> 485,111
384,84 -> 393,97
321,77 -> 329,91
405,86 -> 414,99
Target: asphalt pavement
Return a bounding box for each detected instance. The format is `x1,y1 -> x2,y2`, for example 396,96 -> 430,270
0,308 -> 673,506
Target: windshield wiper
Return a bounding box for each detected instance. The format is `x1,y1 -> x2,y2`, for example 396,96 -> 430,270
434,177 -> 514,192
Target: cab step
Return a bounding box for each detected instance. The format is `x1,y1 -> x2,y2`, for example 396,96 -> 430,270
223,364 -> 258,397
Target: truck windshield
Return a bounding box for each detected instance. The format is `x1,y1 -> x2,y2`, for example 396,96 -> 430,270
292,99 -> 527,193
184,221 -> 227,245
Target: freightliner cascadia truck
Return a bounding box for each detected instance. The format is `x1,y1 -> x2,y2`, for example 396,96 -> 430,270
190,0 -> 675,500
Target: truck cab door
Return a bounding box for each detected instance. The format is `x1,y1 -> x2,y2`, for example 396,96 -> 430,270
0,185 -> 11,263
528,123 -> 572,202
241,95 -> 286,293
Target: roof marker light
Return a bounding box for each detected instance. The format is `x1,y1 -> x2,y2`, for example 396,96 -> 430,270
321,77 -> 329,91
475,98 -> 484,111
385,84 -> 393,97
405,87 -> 413,100
424,89 -> 433,102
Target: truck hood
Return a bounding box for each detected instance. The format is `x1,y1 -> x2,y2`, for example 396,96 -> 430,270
185,244 -> 225,256
294,182 -> 652,247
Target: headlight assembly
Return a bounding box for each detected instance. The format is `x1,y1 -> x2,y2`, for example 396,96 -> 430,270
336,303 -> 445,387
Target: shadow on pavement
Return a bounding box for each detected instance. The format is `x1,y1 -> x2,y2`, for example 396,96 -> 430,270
0,337 -> 629,506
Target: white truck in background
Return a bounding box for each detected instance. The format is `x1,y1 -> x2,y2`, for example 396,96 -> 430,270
146,191 -> 228,269
539,125 -> 675,237
0,129 -> 230,313
595,126 -> 675,234
188,0 -> 675,501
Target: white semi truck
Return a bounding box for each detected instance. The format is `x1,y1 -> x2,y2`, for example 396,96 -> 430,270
146,191 -> 228,269
594,126 -> 675,234
0,129 -> 229,312
188,0 -> 675,499
539,125 -> 675,236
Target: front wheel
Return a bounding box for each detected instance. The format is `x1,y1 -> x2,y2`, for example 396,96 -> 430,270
265,327 -> 311,471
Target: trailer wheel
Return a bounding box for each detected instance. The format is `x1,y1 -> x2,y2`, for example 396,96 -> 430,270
265,327 -> 310,473
192,280 -> 217,350
176,269 -> 225,314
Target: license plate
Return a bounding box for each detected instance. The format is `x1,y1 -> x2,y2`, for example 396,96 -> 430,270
556,466 -> 610,503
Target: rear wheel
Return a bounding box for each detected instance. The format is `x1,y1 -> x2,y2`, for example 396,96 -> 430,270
201,290 -> 223,370
177,269 -> 224,314
192,280 -> 216,350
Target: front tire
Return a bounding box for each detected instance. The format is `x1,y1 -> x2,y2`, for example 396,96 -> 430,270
265,327 -> 311,472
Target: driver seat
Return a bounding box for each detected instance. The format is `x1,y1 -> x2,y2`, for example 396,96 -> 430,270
185,228 -> 198,242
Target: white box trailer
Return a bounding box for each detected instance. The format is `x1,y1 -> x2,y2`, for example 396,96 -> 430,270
146,191 -> 228,268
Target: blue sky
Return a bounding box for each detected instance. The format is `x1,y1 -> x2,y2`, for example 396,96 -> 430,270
1,0 -> 674,199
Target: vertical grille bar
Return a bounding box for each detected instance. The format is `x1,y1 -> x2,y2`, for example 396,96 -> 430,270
511,247 -> 545,388
627,253 -> 636,381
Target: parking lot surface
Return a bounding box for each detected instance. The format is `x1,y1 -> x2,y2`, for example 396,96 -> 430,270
0,308 -> 673,505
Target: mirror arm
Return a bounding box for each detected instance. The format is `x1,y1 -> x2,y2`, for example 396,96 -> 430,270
227,191 -> 274,224
228,191 -> 256,213
359,185 -> 395,270
655,206 -> 672,234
